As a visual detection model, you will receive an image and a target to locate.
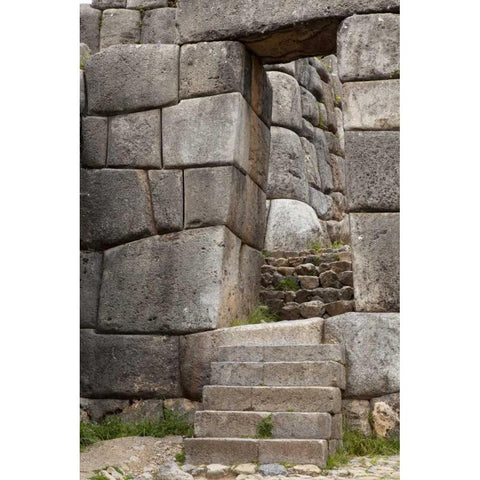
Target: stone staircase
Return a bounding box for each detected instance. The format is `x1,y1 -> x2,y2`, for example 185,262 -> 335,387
185,344 -> 346,466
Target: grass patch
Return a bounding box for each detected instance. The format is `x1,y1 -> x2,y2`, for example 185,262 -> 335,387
330,240 -> 345,250
80,409 -> 194,450
256,414 -> 273,439
231,305 -> 279,327
307,239 -> 327,253
175,447 -> 186,465
275,277 -> 299,292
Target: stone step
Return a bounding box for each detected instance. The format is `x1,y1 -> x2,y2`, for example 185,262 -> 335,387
184,438 -> 328,465
210,361 -> 346,388
195,410 -> 343,439
203,386 -> 341,413
218,344 -> 345,363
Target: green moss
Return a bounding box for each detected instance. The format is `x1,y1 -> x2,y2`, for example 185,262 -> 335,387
331,240 -> 345,250
256,414 -> 273,439
275,277 -> 300,292
390,68 -> 400,78
175,447 -> 186,465
231,305 -> 279,327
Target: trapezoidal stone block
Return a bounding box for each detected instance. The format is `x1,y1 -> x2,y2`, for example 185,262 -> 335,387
346,131 -> 399,212
80,169 -> 155,250
81,116 -> 108,168
141,8 -> 178,45
86,44 -> 179,115
80,4 -> 101,54
350,213 -> 399,311
98,226 -> 242,334
99,9 -> 141,50
80,329 -> 181,398
80,251 -> 103,328
338,13 -> 400,82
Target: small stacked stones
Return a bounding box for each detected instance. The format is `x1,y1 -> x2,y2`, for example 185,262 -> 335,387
261,245 -> 354,320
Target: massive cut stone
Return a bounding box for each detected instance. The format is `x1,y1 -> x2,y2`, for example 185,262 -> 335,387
264,199 -> 329,251
141,8 -> 178,44
266,127 -> 308,203
312,128 -> 334,193
346,131 -> 399,211
328,154 -> 346,193
264,61 -> 296,77
127,0 -> 167,8
302,137 -> 321,190
238,244 -> 264,319
350,213 -> 399,311
309,187 -> 333,220
81,116 -> 108,168
147,170 -> 184,233
338,14 -> 400,81
86,44 -> 179,115
92,0 -> 126,8
107,109 -> 161,168
80,4 -> 101,53
180,317 -> 324,399
80,251 -> 103,328
300,87 -> 320,126
343,80 -> 399,130
324,312 -> 399,397
80,329 -> 181,397
184,166 -> 265,250
177,0 -> 399,63
98,226 -> 243,334
251,56 -> 273,127
80,169 -> 155,249
342,399 -> 372,435
268,72 -> 302,134
100,9 -> 141,50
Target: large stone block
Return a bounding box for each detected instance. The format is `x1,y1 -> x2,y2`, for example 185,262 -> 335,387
264,199 -> 329,251
80,71 -> 86,113
98,226 -> 242,334
80,251 -> 103,328
258,439 -> 328,465
92,0 -> 126,8
80,169 -> 155,249
342,399 -> 372,435
147,170 -> 184,233
107,109 -> 161,168
251,56 -> 273,127
80,329 -> 181,397
268,71 -> 302,134
350,213 -> 399,311
309,187 -> 333,221
184,166 -> 266,249
302,137 -> 321,191
324,312 -> 399,397
300,86 -> 320,126
338,14 -> 400,81
328,154 -> 346,193
343,80 -> 399,130
86,44 -> 179,115
312,128 -> 334,193
141,8 -> 178,44
237,245 -> 263,319
180,42 -> 251,101
266,127 -> 308,203
81,116 -> 108,168
80,4 -> 101,54
326,215 -> 351,244
264,61 -> 296,77
346,131 -> 399,211
127,0 -> 167,8
100,9 -> 141,50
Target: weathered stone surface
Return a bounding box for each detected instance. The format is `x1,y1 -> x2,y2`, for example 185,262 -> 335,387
327,215 -> 351,244
338,271 -> 353,287
185,438 -> 258,465
251,56 -> 273,127
338,14 -> 400,81
268,72 -> 302,134
81,116 -> 108,168
342,399 -> 372,436
350,213 -> 399,311
325,300 -> 354,316
180,41 -> 251,100
232,463 -> 257,475
86,44 -> 179,115
80,71 -> 86,113
80,5 -> 101,53
80,330 -> 180,397
328,154 -> 346,193
180,318 -> 324,399
264,199 -> 329,251
343,80 -> 400,130
299,300 -> 325,317
324,312 -> 399,397
80,169 -> 155,249
148,170 -> 183,233
107,110 -> 161,168
266,127 -> 308,203
141,8 -> 178,44
127,0 -> 167,8
264,61 -> 296,77
157,461 -> 193,480
331,191 -> 347,221
335,107 -> 345,150
320,270 -> 341,288
318,102 -> 328,130
300,86 -> 320,126
309,56 -> 330,83
258,464 -> 287,476
80,251 -> 103,328
302,138 -> 321,190
346,131 -> 400,211
80,398 -> 130,423
298,276 -> 319,290
92,0 -> 126,9
371,401 -> 399,438
184,166 -> 265,249
115,399 -> 165,423
293,464 -> 322,475
195,411 -> 269,438
258,439 -> 328,465
100,9 -> 140,50
273,412 -> 332,439
98,226 -> 242,334
309,187 -> 333,220
238,244 -> 264,318
164,398 -> 201,424
312,128 -> 334,193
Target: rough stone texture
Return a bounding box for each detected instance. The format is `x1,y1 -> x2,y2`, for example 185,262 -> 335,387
127,0 -> 168,8
328,154 -> 346,193
266,127 -> 308,203
195,411 -> 269,438
107,110 -> 161,168
272,412 -> 332,439
371,401 -> 399,438
343,80 -> 399,130
80,169 -> 155,249
141,8 -> 178,44
157,461 -> 193,480
324,312 -> 399,397
264,61 -> 296,77
180,42 -> 251,100
335,107 -> 345,151
300,86 -> 320,126
80,398 -> 130,423
80,329 -> 181,397
80,4 -> 101,53
98,226 -> 242,334
259,464 -> 287,476
350,213 -> 399,311
338,14 -> 400,81
100,9 -> 141,50
312,128 -> 334,193
309,56 -> 330,83
92,0 -> 127,8
184,166 -> 265,249
342,399 -> 372,436
264,199 -> 329,251
238,244 -> 264,319
346,131 -> 400,212
309,187 -> 333,220
302,138 -> 321,190
148,170 -> 183,233
327,215 -> 351,244
86,44 -> 179,115
180,318 -> 324,399
184,438 -> 258,464
80,251 -> 103,328
330,191 -> 347,221
164,398 -> 201,424
258,439 -> 328,465
115,399 -> 165,423
81,116 -> 108,168
80,71 -> 86,113
268,72 -> 302,134
325,300 -> 354,316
